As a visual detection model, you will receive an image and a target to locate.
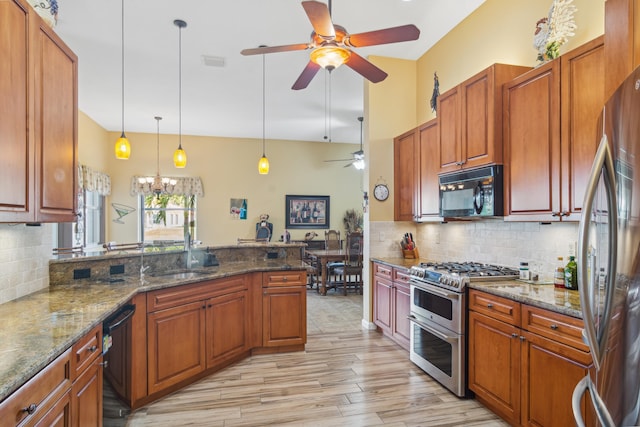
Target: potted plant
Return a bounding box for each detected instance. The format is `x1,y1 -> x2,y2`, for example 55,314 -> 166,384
343,209 -> 363,234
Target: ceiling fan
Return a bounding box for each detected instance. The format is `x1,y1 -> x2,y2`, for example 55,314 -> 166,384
240,1 -> 420,90
325,116 -> 365,168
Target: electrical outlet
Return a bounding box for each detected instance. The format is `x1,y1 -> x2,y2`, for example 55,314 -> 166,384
379,232 -> 385,241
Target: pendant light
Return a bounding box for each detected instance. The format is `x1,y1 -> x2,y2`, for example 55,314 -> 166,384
138,117 -> 177,197
353,116 -> 365,170
173,19 -> 187,168
114,0 -> 130,159
258,50 -> 269,175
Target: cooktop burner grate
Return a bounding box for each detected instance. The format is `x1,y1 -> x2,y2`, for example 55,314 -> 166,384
417,262 -> 520,278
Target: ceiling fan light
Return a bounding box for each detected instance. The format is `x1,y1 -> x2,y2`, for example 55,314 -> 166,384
353,159 -> 365,170
115,133 -> 130,159
258,155 -> 270,175
173,146 -> 187,168
310,46 -> 350,70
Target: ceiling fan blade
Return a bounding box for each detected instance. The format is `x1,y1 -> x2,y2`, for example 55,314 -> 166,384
345,51 -> 388,83
343,162 -> 355,168
302,1 -> 335,38
241,43 -> 310,56
346,24 -> 420,47
292,61 -> 322,90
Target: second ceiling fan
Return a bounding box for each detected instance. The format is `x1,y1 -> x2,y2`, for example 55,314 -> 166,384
241,1 -> 420,90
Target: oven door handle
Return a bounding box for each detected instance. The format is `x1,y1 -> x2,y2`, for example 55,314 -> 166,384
408,315 -> 458,343
410,281 -> 460,300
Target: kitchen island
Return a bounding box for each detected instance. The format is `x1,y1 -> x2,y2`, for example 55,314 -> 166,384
0,243 -> 308,410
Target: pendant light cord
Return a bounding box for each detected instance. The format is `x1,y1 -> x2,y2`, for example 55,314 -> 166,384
155,117 -> 161,175
121,0 -> 125,135
178,23 -> 183,149
262,53 -> 266,156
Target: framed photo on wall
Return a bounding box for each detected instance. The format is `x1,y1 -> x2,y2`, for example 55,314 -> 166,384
285,195 -> 330,229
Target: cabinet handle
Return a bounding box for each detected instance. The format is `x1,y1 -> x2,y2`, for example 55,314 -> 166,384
519,336 -> 526,341
282,277 -> 288,281
208,304 -> 212,308
487,303 -> 494,309
86,345 -> 98,353
511,333 -> 518,338
550,324 -> 559,330
21,403 -> 37,415
99,361 -> 109,368
202,305 -> 206,309
551,212 -> 560,217
562,211 -> 570,217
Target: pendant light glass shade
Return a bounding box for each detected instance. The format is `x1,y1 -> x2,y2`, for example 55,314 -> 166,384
258,52 -> 269,175
115,0 -> 130,159
174,19 -> 187,168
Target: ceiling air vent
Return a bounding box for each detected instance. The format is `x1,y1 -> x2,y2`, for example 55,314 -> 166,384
202,55 -> 225,67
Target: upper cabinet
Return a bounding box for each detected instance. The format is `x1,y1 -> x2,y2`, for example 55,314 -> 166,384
438,64 -> 531,173
393,128 -> 417,222
503,36 -> 604,222
0,0 -> 78,223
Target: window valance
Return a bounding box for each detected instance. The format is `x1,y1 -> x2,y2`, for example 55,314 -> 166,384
130,176 -> 205,197
78,164 -> 111,196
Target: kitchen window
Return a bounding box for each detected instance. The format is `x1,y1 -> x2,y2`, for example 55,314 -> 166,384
140,194 -> 196,243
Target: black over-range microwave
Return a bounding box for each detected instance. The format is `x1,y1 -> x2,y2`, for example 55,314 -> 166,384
438,165 -> 504,218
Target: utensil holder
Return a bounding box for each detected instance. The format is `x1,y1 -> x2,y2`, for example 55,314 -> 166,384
402,247 -> 419,259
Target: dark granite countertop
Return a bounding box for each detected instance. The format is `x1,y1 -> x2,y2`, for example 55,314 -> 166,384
371,258 -> 583,319
0,260 -> 306,403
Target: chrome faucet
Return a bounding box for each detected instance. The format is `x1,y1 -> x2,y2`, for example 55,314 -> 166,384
185,231 -> 199,269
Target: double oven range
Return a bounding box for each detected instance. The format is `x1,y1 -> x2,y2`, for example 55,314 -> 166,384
407,262 -> 519,397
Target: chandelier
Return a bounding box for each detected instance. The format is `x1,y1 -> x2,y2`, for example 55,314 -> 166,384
138,116 -> 177,197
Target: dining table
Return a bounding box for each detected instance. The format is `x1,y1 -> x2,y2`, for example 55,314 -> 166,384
306,248 -> 356,296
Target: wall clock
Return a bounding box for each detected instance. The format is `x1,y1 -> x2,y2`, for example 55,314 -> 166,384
373,183 -> 389,201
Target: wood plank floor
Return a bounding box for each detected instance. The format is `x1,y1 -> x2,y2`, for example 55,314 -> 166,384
123,289 -> 509,426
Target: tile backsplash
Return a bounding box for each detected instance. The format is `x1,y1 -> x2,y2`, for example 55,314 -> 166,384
0,223 -> 53,304
370,220 -> 579,282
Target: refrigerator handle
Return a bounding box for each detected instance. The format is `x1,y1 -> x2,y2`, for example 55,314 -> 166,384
573,375 -> 617,427
577,133 -> 618,370
572,376 -> 589,427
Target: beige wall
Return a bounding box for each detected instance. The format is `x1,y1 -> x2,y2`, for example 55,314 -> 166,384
97,127 -> 363,245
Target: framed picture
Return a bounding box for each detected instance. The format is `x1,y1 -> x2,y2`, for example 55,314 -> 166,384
285,195 -> 330,229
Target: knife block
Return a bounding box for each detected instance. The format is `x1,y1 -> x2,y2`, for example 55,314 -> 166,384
402,247 -> 419,259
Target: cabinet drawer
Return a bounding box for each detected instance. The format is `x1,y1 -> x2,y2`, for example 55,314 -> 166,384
373,263 -> 393,279
393,268 -> 411,285
469,289 -> 521,327
263,271 -> 306,287
0,348 -> 71,426
148,276 -> 247,312
522,305 -> 589,352
71,324 -> 102,380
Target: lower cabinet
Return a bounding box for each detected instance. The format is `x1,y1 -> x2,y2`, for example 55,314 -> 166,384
262,271 -> 307,348
0,324 -> 103,427
468,289 -> 593,427
373,262 -> 411,350
146,275 -> 249,396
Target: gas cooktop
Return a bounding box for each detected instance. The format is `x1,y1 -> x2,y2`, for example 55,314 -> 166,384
408,261 -> 520,292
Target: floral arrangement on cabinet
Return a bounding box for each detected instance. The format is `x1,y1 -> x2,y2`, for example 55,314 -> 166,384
533,0 -> 577,63
28,0 -> 58,27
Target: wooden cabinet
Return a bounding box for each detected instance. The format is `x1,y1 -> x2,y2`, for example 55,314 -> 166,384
146,275 -> 251,395
415,119 -> 441,220
70,324 -> 103,427
468,289 -> 593,426
372,262 -> 411,350
0,348 -> 72,427
439,64 -> 530,174
262,271 -> 307,348
504,36 -> 604,222
0,0 -> 78,223
394,128 -> 417,221
604,0 -> 640,100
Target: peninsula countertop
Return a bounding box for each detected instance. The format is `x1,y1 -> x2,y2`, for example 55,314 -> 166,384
371,257 -> 583,318
0,260 -> 306,403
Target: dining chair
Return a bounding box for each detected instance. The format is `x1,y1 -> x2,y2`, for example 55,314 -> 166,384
324,230 -> 341,249
332,232 -> 364,295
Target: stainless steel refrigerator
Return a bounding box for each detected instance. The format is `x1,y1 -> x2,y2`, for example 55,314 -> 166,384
573,66 -> 640,426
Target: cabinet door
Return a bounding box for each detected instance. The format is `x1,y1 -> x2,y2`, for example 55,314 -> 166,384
415,119 -> 440,220
206,289 -> 248,368
71,357 -> 103,427
147,301 -> 206,395
29,390 -> 71,427
391,281 -> 411,350
262,286 -> 306,347
462,67 -> 493,168
33,18 -> 78,222
0,0 -> 34,222
394,128 -> 417,221
373,275 -> 393,333
504,60 -> 561,221
521,331 -> 593,427
468,311 -> 521,425
438,86 -> 462,173
560,36 -> 605,219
